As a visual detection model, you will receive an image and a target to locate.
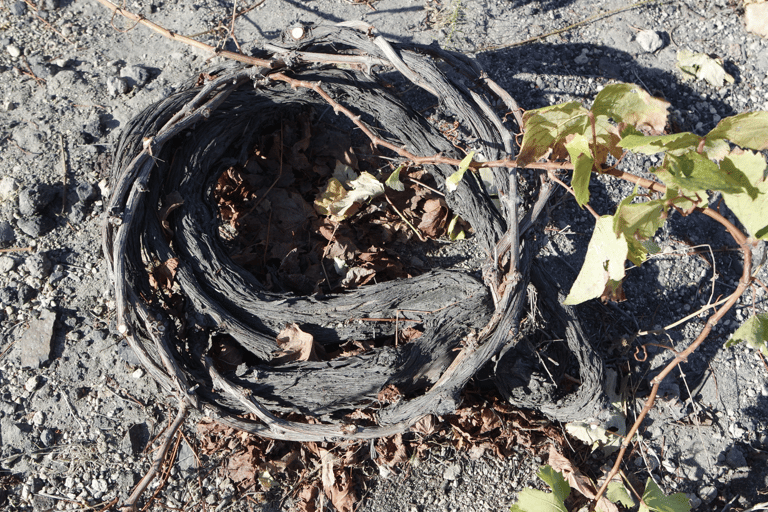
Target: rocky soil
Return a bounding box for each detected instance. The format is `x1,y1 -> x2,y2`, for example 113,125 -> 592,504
1,0 -> 767,511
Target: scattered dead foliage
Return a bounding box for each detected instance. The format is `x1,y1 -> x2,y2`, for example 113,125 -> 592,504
212,110 -> 468,297
196,386 -> 562,512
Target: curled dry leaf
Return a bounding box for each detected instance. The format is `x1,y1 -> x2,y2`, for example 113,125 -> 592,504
158,191 -> 185,238
548,446 -> 618,512
149,257 -> 179,291
273,323 -> 324,363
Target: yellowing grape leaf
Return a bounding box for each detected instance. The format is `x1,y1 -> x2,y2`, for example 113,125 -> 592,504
591,83 -> 670,135
706,111 -> 768,151
563,216 -> 628,305
518,102 -> 590,167
314,172 -> 385,221
619,132 -> 702,155
385,165 -> 405,191
445,151 -> 475,193
676,49 -> 734,87
639,478 -> 691,512
565,133 -> 594,207
721,152 -> 768,239
725,313 -> 768,356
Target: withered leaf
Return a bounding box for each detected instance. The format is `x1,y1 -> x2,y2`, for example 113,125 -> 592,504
377,384 -> 403,404
417,198 -> 449,238
273,323 -> 324,363
548,446 -> 618,512
149,257 -> 179,291
158,191 -> 184,237
411,414 -> 437,436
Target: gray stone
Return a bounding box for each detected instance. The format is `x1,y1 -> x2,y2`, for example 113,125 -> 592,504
0,176 -> 19,201
123,423 -> 150,456
40,428 -> 55,447
24,375 -> 41,392
32,410 -> 45,426
120,65 -> 150,87
637,30 -> 664,53
25,253 -> 51,279
67,202 -> 87,224
18,185 -> 56,216
17,283 -> 36,304
699,485 -> 718,503
9,1 -> 26,16
0,221 -> 15,245
75,182 -> 97,203
573,48 -> 589,64
0,256 -> 15,273
725,446 -> 747,468
106,76 -> 129,97
12,124 -> 48,154
17,309 -> 56,368
16,215 -> 55,238
443,463 -> 460,481
26,55 -> 51,79
177,438 -> 198,475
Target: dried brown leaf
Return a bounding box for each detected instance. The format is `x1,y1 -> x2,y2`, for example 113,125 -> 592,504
148,257 -> 179,291
548,446 -> 618,512
411,414 -> 438,436
273,323 -> 324,363
327,470 -> 356,512
158,191 -> 184,237
377,384 -> 403,404
417,198 -> 448,238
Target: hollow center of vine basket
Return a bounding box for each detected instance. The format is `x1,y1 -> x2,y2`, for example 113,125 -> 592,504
214,112 -> 465,295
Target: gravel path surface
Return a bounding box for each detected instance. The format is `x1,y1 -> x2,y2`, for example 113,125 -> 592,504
1,0 -> 767,511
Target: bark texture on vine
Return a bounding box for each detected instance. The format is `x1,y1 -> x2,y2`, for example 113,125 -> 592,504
103,25 -> 609,441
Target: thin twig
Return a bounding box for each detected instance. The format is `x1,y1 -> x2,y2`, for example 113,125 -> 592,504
384,194 -> 427,242
481,0 -> 669,51
120,400 -> 189,512
59,133 -> 68,215
0,247 -> 34,253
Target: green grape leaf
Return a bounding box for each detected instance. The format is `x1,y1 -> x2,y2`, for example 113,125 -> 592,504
565,133 -> 594,207
722,149 -> 768,184
707,111 -> 768,151
538,465 -> 571,502
676,49 -> 734,87
607,481 -> 635,508
660,152 -> 758,197
720,149 -> 768,239
725,313 -> 768,356
563,216 -> 628,305
509,466 -> 570,512
510,490 -> 567,512
385,165 -> 406,192
518,102 -> 590,167
619,132 -> 702,155
446,151 -> 475,193
591,83 -> 670,135
614,196 -> 668,241
639,478 -> 691,512
702,137 -> 731,161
